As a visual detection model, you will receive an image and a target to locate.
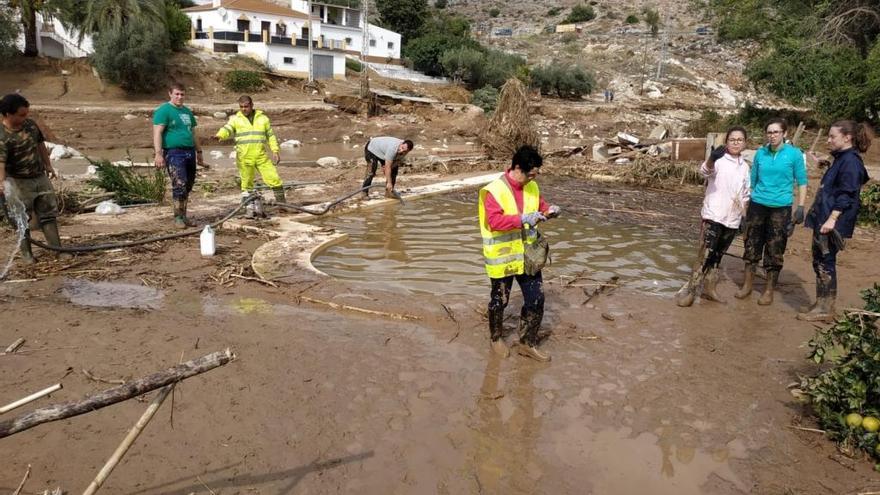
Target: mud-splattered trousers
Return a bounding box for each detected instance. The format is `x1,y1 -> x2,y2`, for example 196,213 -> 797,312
164,148 -> 196,200
742,201 -> 791,273
810,229 -> 839,298
361,142 -> 398,191
488,272 -> 544,346
697,220 -> 737,272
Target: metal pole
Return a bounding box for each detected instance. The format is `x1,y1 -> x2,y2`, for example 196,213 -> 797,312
655,8 -> 670,80
307,0 -> 314,83
359,0 -> 370,98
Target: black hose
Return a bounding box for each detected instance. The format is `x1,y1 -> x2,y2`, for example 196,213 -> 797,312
276,184 -> 400,215
29,194 -> 260,253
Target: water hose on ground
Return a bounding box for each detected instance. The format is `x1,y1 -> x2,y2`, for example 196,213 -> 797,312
27,184 -> 400,253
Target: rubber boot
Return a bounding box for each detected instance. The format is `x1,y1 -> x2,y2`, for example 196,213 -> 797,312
488,308 -> 509,358
41,220 -> 71,260
735,263 -> 755,299
517,311 -> 550,362
701,267 -> 724,303
19,231 -> 35,264
173,200 -> 187,228
797,279 -> 834,322
675,270 -> 704,307
758,270 -> 778,306
273,187 -> 286,204
181,198 -> 197,226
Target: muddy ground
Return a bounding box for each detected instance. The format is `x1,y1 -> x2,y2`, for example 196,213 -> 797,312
2,164 -> 880,494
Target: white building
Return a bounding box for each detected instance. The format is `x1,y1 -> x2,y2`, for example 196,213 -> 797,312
16,13 -> 92,59
184,0 -> 403,80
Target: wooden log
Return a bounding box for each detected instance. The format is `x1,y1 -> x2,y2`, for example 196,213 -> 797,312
0,384 -> 63,414
3,337 -> 25,354
0,349 -> 235,439
81,385 -> 174,495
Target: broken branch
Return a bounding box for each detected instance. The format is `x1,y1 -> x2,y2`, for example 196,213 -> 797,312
0,349 -> 235,438
0,384 -> 63,414
12,464 -> 30,495
2,337 -> 25,355
300,296 -> 421,320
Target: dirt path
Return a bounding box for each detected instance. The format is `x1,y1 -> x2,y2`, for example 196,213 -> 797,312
2,174 -> 879,494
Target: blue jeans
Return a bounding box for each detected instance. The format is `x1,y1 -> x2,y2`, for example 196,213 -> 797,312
164,148 -> 196,200
488,272 -> 545,345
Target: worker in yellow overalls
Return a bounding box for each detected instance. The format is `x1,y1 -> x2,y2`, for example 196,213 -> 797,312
478,145 -> 560,362
215,95 -> 284,218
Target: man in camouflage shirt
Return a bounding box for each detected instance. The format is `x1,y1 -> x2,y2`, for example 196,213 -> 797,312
0,93 -> 64,263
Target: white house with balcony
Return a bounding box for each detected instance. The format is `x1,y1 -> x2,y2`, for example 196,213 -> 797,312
184,0 -> 403,80
16,13 -> 92,59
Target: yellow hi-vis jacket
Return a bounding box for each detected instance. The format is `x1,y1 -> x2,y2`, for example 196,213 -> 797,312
478,176 -> 540,279
215,110 -> 280,161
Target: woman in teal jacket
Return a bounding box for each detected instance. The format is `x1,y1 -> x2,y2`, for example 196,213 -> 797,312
735,118 -> 808,305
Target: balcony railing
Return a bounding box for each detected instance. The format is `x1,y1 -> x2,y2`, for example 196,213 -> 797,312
213,31 -> 246,41
196,31 -> 337,50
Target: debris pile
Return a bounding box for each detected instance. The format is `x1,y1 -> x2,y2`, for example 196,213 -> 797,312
481,78 -> 540,159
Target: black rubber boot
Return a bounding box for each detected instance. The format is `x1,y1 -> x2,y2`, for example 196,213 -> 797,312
273,187 -> 286,203
797,278 -> 835,322
517,310 -> 550,362
41,220 -> 71,260
19,231 -> 35,264
488,308 -> 508,357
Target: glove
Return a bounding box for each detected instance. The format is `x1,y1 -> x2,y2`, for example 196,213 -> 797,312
793,205 -> 804,224
709,145 -> 726,161
546,205 -> 561,218
520,211 -> 546,227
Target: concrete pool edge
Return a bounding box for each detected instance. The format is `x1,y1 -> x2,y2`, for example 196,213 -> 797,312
243,172 -> 501,282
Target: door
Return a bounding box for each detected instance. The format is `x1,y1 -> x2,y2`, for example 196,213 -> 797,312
261,21 -> 271,37
312,54 -> 334,80
237,19 -> 250,32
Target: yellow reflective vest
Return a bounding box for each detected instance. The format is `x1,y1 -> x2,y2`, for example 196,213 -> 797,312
478,175 -> 540,279
216,110 -> 280,160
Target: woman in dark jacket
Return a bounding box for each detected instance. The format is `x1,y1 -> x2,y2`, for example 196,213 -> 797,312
798,120 -> 873,321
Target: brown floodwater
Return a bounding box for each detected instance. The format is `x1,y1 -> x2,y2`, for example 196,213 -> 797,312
311,195 -> 692,297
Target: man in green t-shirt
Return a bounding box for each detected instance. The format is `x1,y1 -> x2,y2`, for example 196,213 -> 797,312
0,93 -> 64,264
153,82 -> 204,227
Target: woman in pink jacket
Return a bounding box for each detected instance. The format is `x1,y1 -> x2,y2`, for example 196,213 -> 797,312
677,126 -> 751,307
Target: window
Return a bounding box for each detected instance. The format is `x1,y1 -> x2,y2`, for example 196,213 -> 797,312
387,41 -> 394,50
283,57 -> 294,64
276,23 -> 286,36
369,39 -> 376,47
345,37 -> 353,45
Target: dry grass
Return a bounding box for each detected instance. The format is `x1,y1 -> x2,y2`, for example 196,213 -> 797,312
548,156 -> 704,188
480,78 -> 540,159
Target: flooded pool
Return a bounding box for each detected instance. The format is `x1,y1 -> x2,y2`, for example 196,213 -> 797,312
311,196 -> 693,297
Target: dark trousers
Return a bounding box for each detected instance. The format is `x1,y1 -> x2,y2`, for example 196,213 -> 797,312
488,272 -> 545,345
742,202 -> 791,272
164,148 -> 197,200
811,228 -> 839,296
361,143 -> 398,191
698,220 -> 737,272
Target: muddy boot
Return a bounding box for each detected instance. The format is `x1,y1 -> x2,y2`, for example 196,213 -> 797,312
41,220 -> 71,260
181,199 -> 197,226
488,308 -> 509,358
758,270 -> 778,306
172,200 -> 187,228
273,187 -> 286,204
19,232 -> 35,264
735,263 -> 755,299
797,280 -> 834,322
701,268 -> 724,303
517,311 -> 550,362
675,270 -> 704,307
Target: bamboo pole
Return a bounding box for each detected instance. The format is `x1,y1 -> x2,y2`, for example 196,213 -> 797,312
0,384 -> 63,414
81,385 -> 174,495
0,349 -> 235,438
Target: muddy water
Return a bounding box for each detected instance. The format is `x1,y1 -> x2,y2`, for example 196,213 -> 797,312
311,196 -> 692,296
62,279 -> 164,309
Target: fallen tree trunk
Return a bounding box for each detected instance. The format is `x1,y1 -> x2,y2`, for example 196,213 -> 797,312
0,349 -> 235,439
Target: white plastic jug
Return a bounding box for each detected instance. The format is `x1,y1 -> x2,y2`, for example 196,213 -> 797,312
200,225 -> 216,257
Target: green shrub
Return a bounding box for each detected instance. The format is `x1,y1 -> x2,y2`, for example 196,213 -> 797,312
802,284 -> 880,460
859,183 -> 880,226
561,32 -> 578,43
87,159 -> 166,204
625,14 -> 639,24
92,20 -> 170,93
440,46 -> 525,89
224,70 -> 264,92
547,6 -> 562,16
564,4 -> 595,24
530,63 -> 595,98
489,7 -> 500,18
165,2 -> 192,52
643,7 -> 660,36
0,8 -> 18,60
434,0 -> 447,8
471,85 -> 499,113
345,57 -> 364,72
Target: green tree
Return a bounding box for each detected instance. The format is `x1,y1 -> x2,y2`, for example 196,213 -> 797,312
531,63 -> 595,98
376,0 -> 429,45
10,0 -> 45,57
625,14 -> 638,24
471,85 -> 499,113
76,0 -> 166,43
91,18 -> 170,93
489,7 -> 500,18
434,0 -> 447,8
0,8 -> 19,60
643,7 -> 660,36
165,0 -> 191,52
440,46 -> 485,84
564,4 -> 595,23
